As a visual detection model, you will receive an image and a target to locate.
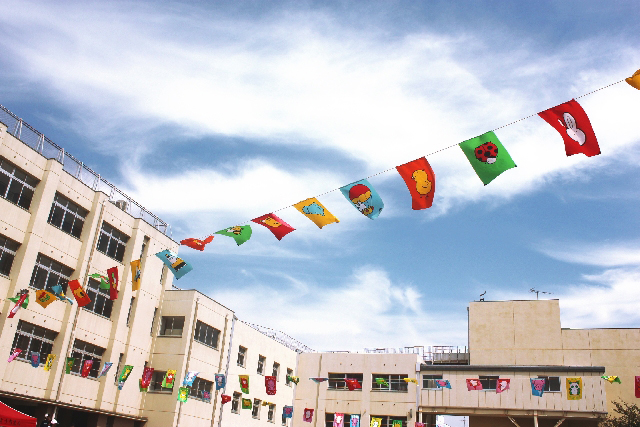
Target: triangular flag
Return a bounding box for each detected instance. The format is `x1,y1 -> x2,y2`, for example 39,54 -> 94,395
370,417 -> 382,427
396,157 -> 436,210
215,373 -> 226,390
140,367 -> 154,389
99,362 -> 113,377
333,413 -> 345,427
283,406 -> 293,418
156,250 -> 193,280
183,371 -> 199,387
340,179 -> 384,219
44,354 -> 56,371
215,225 -> 252,246
130,259 -> 142,291
8,348 -> 22,363
293,198 -> 339,228
602,375 -> 622,384
626,69 -> 640,90
309,377 -> 328,383
434,379 -> 451,389
252,213 -> 295,240
345,378 -> 361,390
118,365 -> 134,390
30,352 -> 40,367
221,394 -> 231,404
287,375 -> 300,384
459,131 -> 516,185
350,415 -> 360,427
180,236 -> 214,251
539,99 -> 600,157
68,280 -> 92,307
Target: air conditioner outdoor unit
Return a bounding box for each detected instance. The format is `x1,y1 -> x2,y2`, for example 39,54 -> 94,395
115,200 -> 129,212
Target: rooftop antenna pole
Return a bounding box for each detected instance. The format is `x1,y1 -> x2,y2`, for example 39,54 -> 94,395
479,291 -> 486,302
530,288 -> 552,300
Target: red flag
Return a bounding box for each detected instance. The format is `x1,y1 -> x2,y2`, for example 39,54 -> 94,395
265,375 -> 276,395
252,213 -> 295,240
636,376 -> 640,398
303,408 -> 314,423
396,157 -> 436,210
180,236 -> 214,251
496,378 -> 510,393
141,367 -> 154,389
466,379 -> 483,391
68,280 -> 92,307
221,394 -> 231,404
538,99 -> 600,157
107,267 -> 118,300
8,291 -> 28,318
345,378 -> 361,391
81,359 -> 94,377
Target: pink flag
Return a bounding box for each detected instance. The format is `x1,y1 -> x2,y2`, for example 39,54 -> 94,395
415,424 -> 425,427
303,408 -> 314,423
466,379 -> 483,391
141,367 -> 154,389
333,413 -> 345,427
8,348 -> 21,363
496,378 -> 510,393
265,375 -> 277,395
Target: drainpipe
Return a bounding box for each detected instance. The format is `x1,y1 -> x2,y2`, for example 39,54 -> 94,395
177,297 -> 200,426
216,315 -> 236,427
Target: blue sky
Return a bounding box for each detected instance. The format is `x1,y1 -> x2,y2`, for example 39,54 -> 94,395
1,0 -> 640,355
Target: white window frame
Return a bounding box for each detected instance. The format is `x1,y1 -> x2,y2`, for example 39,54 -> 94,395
328,373 -> 363,391
237,346 -> 247,367
422,374 -> 443,390
84,278 -> 113,318
10,320 -> 57,364
47,192 -> 88,238
70,339 -> 105,378
0,158 -> 38,210
29,253 -> 73,293
252,399 -> 261,419
0,233 -> 19,277
257,355 -> 266,375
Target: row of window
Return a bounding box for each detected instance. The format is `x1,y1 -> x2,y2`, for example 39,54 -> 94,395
230,393 -> 280,424
325,414 -> 406,427
422,374 -> 561,392
237,346 -> 294,385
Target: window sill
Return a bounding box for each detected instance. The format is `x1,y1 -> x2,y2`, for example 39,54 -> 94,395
327,389 -> 362,392
68,371 -> 100,381
81,308 -> 112,321
0,197 -> 31,213
371,389 -> 408,393
96,249 -> 124,264
147,390 -> 173,394
47,224 -> 83,241
0,272 -> 10,279
157,334 -> 183,338
194,340 -> 219,351
189,397 -> 212,403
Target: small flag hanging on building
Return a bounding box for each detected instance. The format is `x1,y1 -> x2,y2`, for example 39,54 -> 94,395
203,391 -> 211,401
566,377 -> 582,400
345,378 -> 361,391
350,414 -> 360,427
221,394 -> 231,404
89,273 -> 110,290
215,225 -> 252,246
531,378 -> 545,397
375,378 -> 389,387
139,379 -> 148,392
602,375 -> 622,384
156,250 -> 193,280
51,285 -> 73,304
459,131 -> 516,185
242,398 -> 252,409
68,280 -> 92,307
635,377 -> 640,398
180,236 -> 214,251
107,266 -> 119,300
183,371 -> 199,387
35,290 -> 56,308
309,377 -> 329,383
303,408 -> 314,423
340,179 -> 384,219
163,370 -> 177,388
293,198 -> 340,228
252,213 -> 295,240
627,69 -> 640,90
215,373 -> 226,390
141,367 -> 154,390
99,362 -> 113,377
415,424 -> 425,427
538,99 -> 600,157
333,413 -> 345,427
81,360 -> 94,377
283,406 -> 293,418
403,378 -> 419,384
466,379 -> 483,391
396,157 -> 436,210
239,375 -> 250,393
30,352 -> 40,367
44,354 -> 56,371
435,379 -> 451,389
66,357 -> 75,374
370,417 -> 382,427
496,379 -> 510,393
265,375 -> 277,395
130,259 -> 142,291
287,375 -> 300,384
8,289 -> 29,318
391,420 -> 402,427
8,348 -> 21,363
118,365 -> 134,390
178,387 -> 189,403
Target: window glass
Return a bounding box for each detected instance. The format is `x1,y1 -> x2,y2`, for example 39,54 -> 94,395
189,377 -> 213,401
10,320 -> 58,364
194,321 -> 220,348
257,355 -> 266,375
84,278 -> 113,318
29,253 -> 73,293
47,193 -> 88,238
69,339 -> 105,378
159,316 -> 185,336
252,399 -> 261,419
148,371 -> 173,393
0,234 -> 20,276
371,374 -> 409,392
231,392 -> 241,413
328,373 -> 364,390
538,376 -> 561,392
479,375 -> 499,391
0,158 -> 38,209
237,346 -> 247,367
96,222 -> 129,262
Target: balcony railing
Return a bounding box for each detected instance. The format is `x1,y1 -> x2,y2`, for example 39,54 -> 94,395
0,104 -> 171,236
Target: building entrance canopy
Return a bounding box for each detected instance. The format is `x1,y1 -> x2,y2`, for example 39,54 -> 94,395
0,400 -> 37,427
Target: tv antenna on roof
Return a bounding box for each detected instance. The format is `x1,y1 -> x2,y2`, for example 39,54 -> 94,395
479,291 -> 486,301
530,288 -> 551,300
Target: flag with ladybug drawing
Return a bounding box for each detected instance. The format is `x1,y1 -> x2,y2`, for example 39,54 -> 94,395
252,213 -> 295,240
180,235 -> 214,251
538,99 -> 600,157
460,131 -> 516,185
396,157 -> 436,210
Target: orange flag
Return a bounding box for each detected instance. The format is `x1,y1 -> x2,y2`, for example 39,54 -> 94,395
68,280 -> 91,307
396,157 -> 436,210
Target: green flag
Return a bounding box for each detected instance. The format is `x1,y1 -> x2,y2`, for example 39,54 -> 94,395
89,273 -> 110,290
459,131 -> 516,185
375,378 -> 389,387
242,398 -> 252,409
392,421 -> 402,427
215,225 -> 252,246
65,357 -> 75,374
8,295 -> 29,308
177,387 -> 189,402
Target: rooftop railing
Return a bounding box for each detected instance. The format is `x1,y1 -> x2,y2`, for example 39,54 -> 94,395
243,321 -> 316,354
0,104 -> 171,236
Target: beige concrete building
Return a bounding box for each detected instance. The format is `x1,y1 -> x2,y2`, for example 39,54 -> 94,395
0,106 -> 301,427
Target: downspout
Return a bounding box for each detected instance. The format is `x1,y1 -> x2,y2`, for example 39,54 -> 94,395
313,353 -> 323,427
216,315 -> 236,427
177,297 -> 200,426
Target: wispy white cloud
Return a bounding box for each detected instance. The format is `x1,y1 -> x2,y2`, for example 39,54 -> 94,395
536,240 -> 640,267
209,265 -> 467,351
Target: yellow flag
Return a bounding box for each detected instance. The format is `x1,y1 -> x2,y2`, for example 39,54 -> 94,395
626,69 -> 640,90
44,354 -> 56,371
403,378 -> 418,384
130,259 -> 142,291
293,198 -> 339,229
566,377 -> 582,400
35,290 -> 56,308
370,417 -> 383,427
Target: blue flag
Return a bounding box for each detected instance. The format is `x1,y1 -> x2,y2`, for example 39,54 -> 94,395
183,371 -> 199,387
30,352 -> 40,367
435,379 -> 451,389
340,179 -> 384,219
155,250 -> 193,280
283,406 -> 293,418
531,378 -> 545,397
215,374 -> 226,390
